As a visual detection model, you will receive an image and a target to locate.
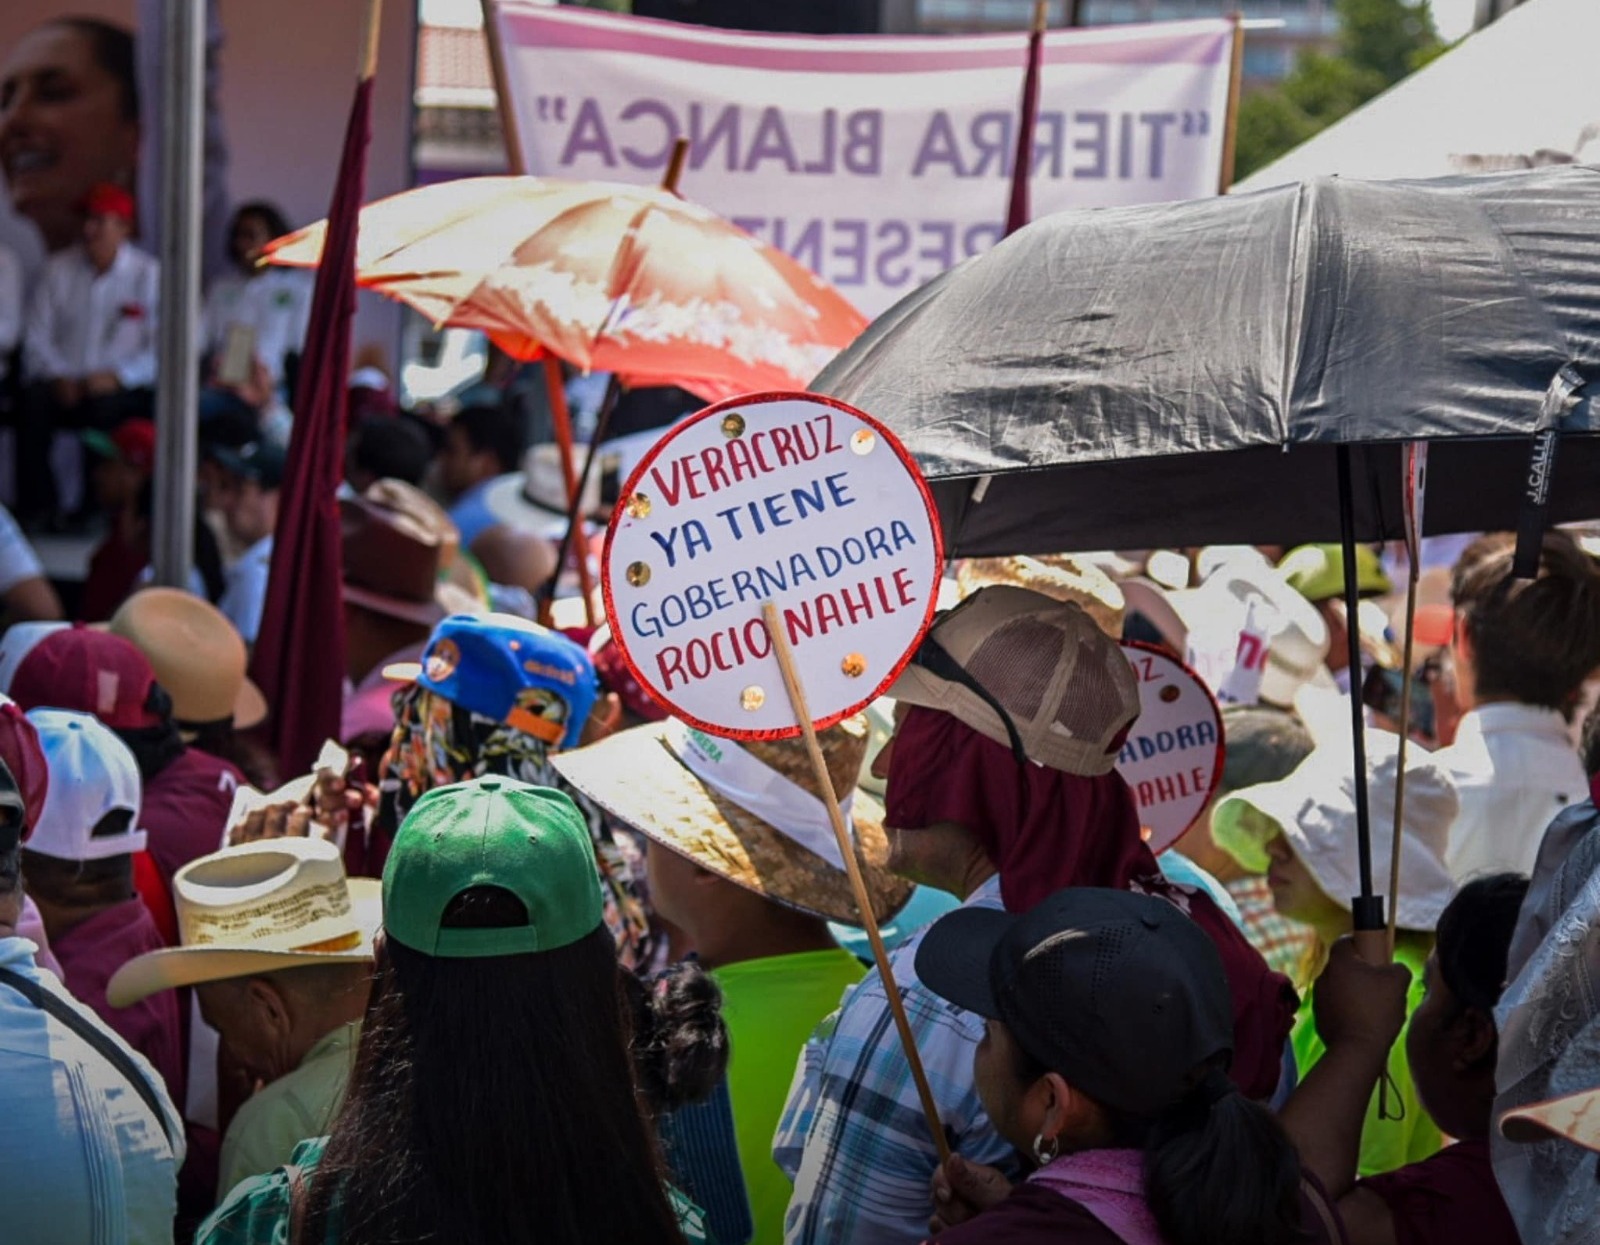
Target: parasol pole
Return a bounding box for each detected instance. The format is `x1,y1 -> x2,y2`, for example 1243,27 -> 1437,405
542,355 -> 596,626
761,602 -> 952,1164
1217,12 -> 1246,195
539,139 -> 692,626
1338,446 -> 1386,959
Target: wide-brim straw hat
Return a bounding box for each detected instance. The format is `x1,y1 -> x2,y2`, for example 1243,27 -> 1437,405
1211,729 -> 1458,932
552,714 -> 911,927
107,837 -> 380,1006
955,555 -> 1126,638
107,588 -> 268,732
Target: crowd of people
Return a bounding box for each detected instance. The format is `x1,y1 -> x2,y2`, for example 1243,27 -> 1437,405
4,11 -> 1600,1245
0,462 -> 1596,1245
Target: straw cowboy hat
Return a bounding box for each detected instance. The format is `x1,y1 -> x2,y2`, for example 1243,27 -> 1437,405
552,713 -> 911,927
106,837 -> 380,1006
955,555 -> 1126,638
108,588 -> 268,732
1211,729 -> 1459,932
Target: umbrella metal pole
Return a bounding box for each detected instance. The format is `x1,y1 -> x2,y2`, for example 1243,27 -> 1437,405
1338,446 -> 1386,953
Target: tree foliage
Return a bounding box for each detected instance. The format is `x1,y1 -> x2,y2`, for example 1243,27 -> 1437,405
1234,0 -> 1444,180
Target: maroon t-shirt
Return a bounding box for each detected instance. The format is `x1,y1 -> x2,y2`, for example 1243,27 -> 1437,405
927,1175 -> 1346,1245
141,747 -> 244,885
1360,1138 -> 1518,1245
52,896 -> 187,1106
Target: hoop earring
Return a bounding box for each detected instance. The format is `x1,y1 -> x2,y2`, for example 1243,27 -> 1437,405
1032,1132 -> 1060,1165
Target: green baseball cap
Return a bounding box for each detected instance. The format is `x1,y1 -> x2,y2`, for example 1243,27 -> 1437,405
381,775 -> 602,958
1278,543 -> 1392,603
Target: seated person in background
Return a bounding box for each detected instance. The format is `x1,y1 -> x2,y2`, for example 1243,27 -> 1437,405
19,183 -> 158,528
437,403 -> 525,545
344,413 -> 434,493
20,709 -> 184,1103
211,440 -> 285,647
108,837 -> 377,1200
1212,731 -> 1458,1175
0,503 -> 64,625
915,887 -> 1324,1245
78,417 -> 156,620
201,202 -> 310,397
1168,705 -> 1318,987
1282,875 -> 1528,1245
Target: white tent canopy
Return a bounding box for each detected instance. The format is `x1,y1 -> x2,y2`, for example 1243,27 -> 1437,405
1234,0 -> 1600,192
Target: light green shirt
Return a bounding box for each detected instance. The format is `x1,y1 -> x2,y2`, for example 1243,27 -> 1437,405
713,946 -> 866,1245
217,1021 -> 359,1200
198,1137 -> 710,1244
1292,932 -> 1443,1177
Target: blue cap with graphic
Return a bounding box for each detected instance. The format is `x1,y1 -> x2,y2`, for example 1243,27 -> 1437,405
405,613 -> 599,751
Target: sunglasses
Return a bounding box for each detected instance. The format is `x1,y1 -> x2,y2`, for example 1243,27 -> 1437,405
910,618 -> 1029,769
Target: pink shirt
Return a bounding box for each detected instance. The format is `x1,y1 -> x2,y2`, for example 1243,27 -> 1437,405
52,897 -> 186,1106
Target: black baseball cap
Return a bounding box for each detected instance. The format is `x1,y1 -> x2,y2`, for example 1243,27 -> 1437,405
915,888 -> 1234,1118
212,440 -> 287,490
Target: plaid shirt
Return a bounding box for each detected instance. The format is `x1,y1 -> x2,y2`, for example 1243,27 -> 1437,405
1227,875 -> 1318,987
774,876 -> 1020,1245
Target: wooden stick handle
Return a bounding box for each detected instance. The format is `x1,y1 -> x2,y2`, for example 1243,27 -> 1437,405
1217,11 -> 1245,194
761,603 -> 952,1164
359,0 -> 383,82
542,356 -> 596,627
1385,575 -> 1420,954
661,138 -> 690,195
1031,0 -> 1048,34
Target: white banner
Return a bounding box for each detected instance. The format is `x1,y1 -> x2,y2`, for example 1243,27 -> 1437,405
484,3 -> 1236,317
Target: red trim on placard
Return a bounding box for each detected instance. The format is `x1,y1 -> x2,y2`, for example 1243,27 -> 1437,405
602,390 -> 946,742
1117,639 -> 1226,854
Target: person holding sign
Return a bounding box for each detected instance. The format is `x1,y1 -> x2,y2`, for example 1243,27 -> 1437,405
776,587 -> 1297,1245
1211,731 -> 1459,1176
554,712 -> 909,1245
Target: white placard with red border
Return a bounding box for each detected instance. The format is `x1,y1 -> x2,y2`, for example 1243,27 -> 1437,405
1116,641 -> 1224,853
603,392 -> 944,739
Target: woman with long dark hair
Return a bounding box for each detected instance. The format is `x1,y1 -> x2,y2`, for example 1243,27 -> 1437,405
914,887 -> 1313,1245
196,775 -> 705,1245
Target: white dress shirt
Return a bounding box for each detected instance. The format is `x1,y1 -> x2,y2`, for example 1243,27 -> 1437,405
0,505 -> 44,596
24,242 -> 161,389
1440,702 -> 1586,881
0,243 -> 21,385
201,267 -> 312,386
219,535 -> 274,646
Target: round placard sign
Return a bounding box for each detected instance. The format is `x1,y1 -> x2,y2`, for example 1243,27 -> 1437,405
1116,642 -> 1225,853
603,392 -> 944,739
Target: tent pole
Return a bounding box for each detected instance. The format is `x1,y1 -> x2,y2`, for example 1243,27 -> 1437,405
150,0 -> 205,589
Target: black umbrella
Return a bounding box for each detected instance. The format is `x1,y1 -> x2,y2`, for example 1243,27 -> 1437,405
813,164 -> 1600,946
813,165 -> 1600,557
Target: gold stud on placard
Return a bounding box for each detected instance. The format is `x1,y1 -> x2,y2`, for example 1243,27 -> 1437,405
626,561 -> 651,587
741,685 -> 765,711
1160,684 -> 1181,703
841,653 -> 867,678
851,429 -> 875,455
721,412 -> 747,439
625,492 -> 652,519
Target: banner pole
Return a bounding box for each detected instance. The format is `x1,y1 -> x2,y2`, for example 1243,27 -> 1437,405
1217,11 -> 1245,194
762,601 -> 952,1164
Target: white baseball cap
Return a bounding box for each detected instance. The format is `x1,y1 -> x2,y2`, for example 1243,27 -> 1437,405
24,709 -> 147,861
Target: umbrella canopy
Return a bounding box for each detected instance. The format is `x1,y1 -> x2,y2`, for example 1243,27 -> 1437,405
813,165 -> 1600,557
266,175 -> 867,403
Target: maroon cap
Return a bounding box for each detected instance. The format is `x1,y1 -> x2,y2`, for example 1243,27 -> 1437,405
0,695 -> 48,840
9,627 -> 163,731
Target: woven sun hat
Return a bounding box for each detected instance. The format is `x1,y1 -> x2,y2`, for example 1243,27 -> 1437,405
108,588 -> 268,732
106,837 -> 381,1006
1211,729 -> 1459,932
551,713 -> 911,927
955,554 -> 1126,638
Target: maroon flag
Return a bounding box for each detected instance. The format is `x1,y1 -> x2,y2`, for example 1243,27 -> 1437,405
249,73 -> 373,776
1005,3 -> 1047,238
